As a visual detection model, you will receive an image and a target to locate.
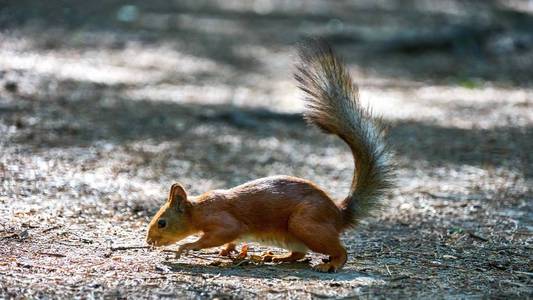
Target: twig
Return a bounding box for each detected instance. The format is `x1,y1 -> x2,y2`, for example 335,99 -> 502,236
419,191 -> 459,200
1,232 -> 19,240
104,245 -> 150,257
161,249 -> 177,253
1,230 -> 28,240
37,252 -> 66,258
500,280 -> 529,288
385,264 -> 392,276
16,262 -> 63,272
454,233 -> 469,244
515,271 -> 533,277
511,231 -> 533,236
110,245 -> 151,251
160,249 -> 223,262
56,241 -> 84,247
21,224 -> 39,229
291,289 -> 333,298
67,231 -> 94,244
392,249 -> 435,257
41,225 -> 61,233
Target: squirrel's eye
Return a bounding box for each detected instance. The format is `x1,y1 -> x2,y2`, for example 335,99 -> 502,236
157,219 -> 166,229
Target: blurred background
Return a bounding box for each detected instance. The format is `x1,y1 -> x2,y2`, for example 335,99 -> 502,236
0,0 -> 532,298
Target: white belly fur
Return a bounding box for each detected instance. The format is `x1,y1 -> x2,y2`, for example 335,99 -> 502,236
238,232 -> 308,253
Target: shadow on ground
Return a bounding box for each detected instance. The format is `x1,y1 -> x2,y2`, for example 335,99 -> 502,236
163,260 -> 383,283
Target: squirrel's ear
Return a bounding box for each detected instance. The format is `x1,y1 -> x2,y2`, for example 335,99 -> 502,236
168,183 -> 188,212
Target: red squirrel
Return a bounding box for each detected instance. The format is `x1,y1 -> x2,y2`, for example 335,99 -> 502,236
146,39 -> 394,272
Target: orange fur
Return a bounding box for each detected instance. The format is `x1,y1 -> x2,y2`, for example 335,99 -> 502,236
147,176 -> 347,271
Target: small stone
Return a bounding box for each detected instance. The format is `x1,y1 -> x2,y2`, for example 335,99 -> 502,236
442,255 -> 457,260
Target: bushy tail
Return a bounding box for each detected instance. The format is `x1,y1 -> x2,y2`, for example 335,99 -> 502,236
295,39 -> 394,228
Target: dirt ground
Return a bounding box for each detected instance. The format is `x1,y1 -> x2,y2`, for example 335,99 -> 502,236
1,0 -> 532,299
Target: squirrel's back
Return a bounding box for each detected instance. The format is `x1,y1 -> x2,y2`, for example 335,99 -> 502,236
202,175 -> 342,227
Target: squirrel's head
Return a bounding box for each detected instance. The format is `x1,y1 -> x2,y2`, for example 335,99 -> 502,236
146,183 -> 194,247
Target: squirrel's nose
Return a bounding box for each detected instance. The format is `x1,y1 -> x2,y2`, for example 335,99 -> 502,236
146,236 -> 154,245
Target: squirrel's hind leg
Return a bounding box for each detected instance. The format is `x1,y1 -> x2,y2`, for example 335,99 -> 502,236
288,221 -> 347,272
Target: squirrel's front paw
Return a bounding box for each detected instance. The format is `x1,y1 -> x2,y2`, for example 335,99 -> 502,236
175,246 -> 190,259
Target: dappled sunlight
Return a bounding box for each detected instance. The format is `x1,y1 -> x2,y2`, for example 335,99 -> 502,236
128,84 -> 241,105
0,35 -> 223,86
0,50 -> 162,85
361,84 -> 533,128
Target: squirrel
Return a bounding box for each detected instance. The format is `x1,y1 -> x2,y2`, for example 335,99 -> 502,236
146,39 -> 394,272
